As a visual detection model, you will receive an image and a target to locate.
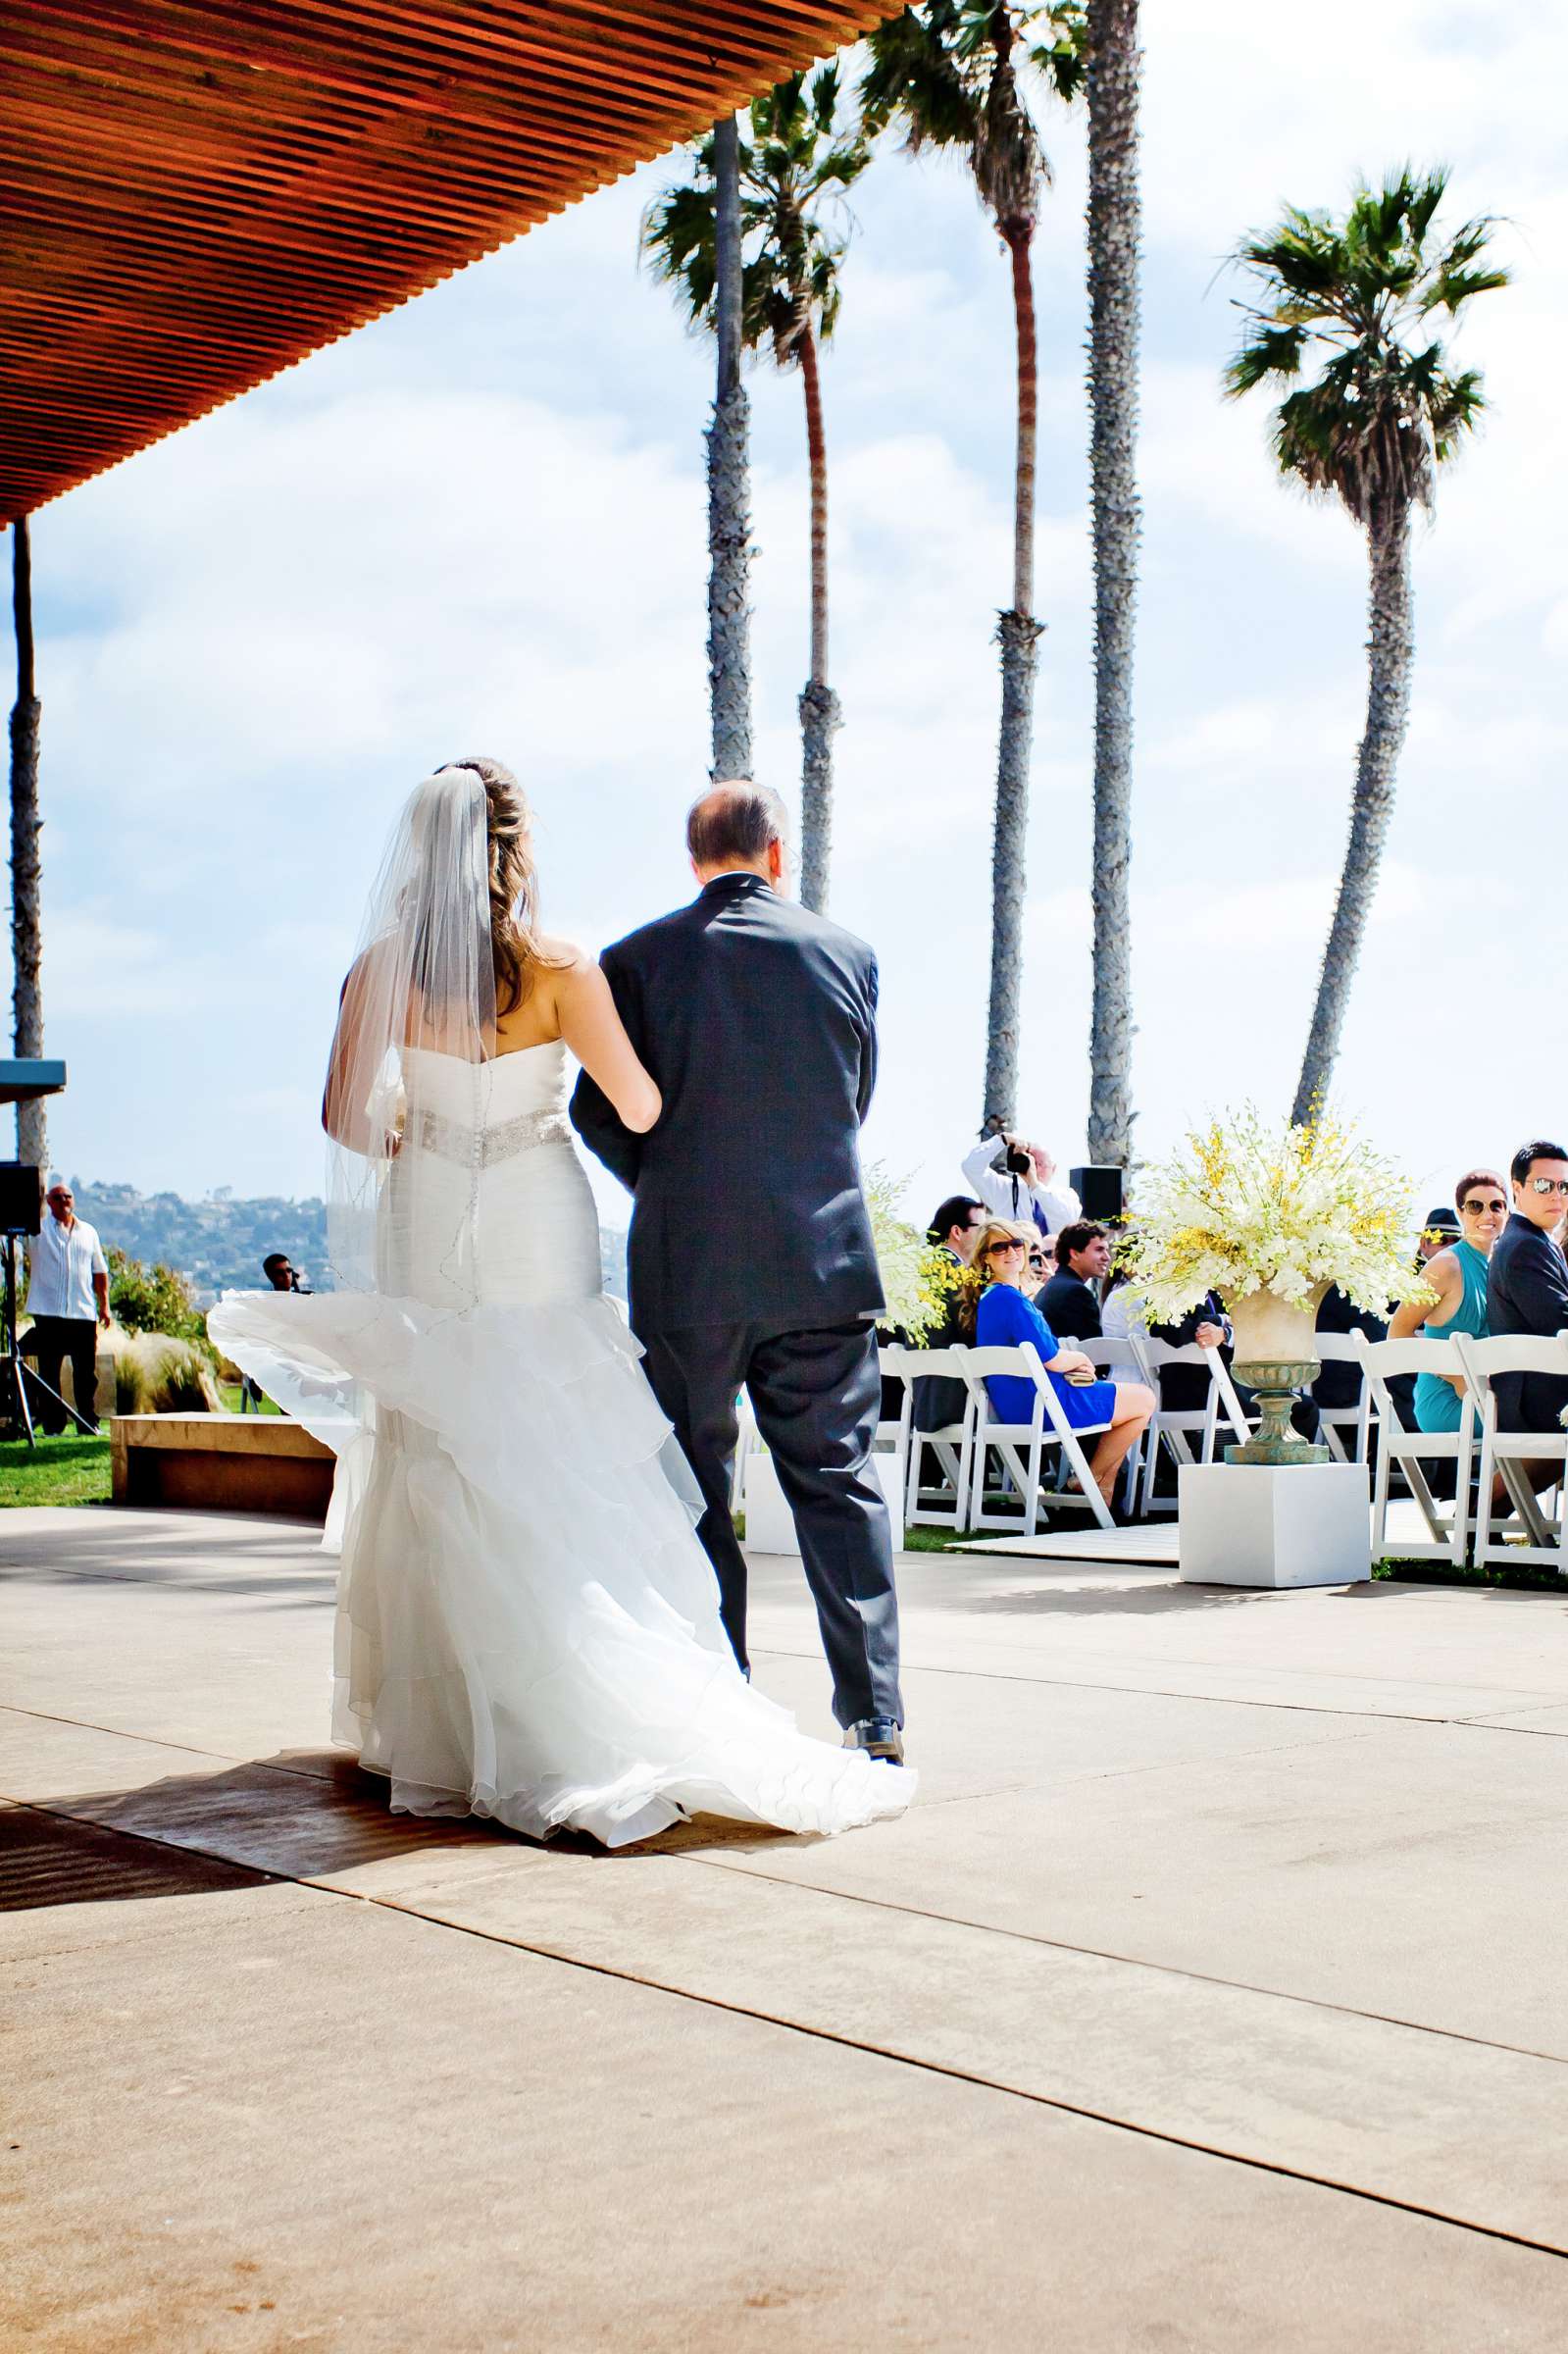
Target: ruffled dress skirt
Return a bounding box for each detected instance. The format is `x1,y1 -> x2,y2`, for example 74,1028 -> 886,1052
208,1281 -> 912,1849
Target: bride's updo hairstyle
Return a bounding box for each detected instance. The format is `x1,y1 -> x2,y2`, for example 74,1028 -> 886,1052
439,755 -> 560,1018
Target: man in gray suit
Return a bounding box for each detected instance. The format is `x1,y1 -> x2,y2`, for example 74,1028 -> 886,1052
571,782 -> 904,1763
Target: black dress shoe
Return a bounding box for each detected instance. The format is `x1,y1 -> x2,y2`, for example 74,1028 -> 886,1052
842,1717 -> 905,1765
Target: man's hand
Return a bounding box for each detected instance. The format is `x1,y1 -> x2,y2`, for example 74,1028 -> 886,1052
1194,1321 -> 1226,1350
98,1307 -> 113,1333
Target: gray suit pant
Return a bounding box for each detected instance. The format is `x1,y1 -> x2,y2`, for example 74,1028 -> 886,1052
637,1315 -> 903,1731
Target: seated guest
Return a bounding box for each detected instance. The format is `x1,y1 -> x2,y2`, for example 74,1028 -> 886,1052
1417,1204 -> 1462,1265
1148,1293 -> 1230,1414
1313,1285 -> 1389,1414
961,1132 -> 1081,1239
1023,1236 -> 1049,1299
963,1220 -> 1153,1512
909,1195 -> 986,1434
1037,1220 -> 1111,1342
1388,1170 -> 1505,1431
1481,1141 -> 1568,1440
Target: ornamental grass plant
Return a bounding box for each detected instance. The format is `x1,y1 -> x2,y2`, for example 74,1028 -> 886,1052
1117,1107 -> 1434,1324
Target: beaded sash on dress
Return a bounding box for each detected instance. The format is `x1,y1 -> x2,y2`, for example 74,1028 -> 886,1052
414,1104 -> 572,1166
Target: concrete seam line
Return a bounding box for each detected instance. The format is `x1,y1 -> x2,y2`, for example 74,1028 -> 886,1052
6,1797 -> 1567,2263
671,1850 -> 1568,2069
0,1704 -> 349,1785
749,1644 -> 1558,1725
325,1881 -> 1568,2266
10,1781 -> 1568,2073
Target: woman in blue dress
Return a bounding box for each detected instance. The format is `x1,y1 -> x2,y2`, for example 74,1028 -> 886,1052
1389,1168 -> 1506,1431
964,1221 -> 1155,1512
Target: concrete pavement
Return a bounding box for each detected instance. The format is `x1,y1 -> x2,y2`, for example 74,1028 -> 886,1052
4,1506 -> 1568,2349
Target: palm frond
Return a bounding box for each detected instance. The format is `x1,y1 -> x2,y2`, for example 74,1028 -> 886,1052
1226,165 -> 1506,525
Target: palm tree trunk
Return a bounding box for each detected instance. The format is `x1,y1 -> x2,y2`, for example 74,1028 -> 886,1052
9,518 -> 45,1173
983,219 -> 1044,1136
707,113 -> 753,784
796,323 -> 838,914
1291,492 -> 1413,1125
1085,0 -> 1140,1174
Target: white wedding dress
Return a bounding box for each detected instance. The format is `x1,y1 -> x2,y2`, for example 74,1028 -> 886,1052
210,1039 -> 912,1848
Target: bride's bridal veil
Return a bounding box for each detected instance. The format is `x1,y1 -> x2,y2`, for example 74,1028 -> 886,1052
323,764 -> 494,1310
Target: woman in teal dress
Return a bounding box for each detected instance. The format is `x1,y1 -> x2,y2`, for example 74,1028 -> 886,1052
1389,1170 -> 1507,1430
963,1220 -> 1154,1511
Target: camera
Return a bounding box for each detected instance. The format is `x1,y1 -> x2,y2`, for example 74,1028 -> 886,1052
1003,1143 -> 1033,1178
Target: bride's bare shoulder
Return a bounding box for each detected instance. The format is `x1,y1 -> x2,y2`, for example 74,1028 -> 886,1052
534,933 -> 592,975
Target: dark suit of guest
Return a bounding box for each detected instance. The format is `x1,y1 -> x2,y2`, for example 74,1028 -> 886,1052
1037,1268 -> 1101,1344
910,1248 -> 969,1435
1313,1286 -> 1387,1412
1151,1296 -> 1321,1443
571,873 -> 900,1732
1484,1213 -> 1568,1432
1149,1295 -> 1227,1414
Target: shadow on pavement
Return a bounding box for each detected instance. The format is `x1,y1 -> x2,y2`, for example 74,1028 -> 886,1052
0,1806 -> 270,1911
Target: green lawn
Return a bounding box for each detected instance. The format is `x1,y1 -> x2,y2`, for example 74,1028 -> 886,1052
0,1431 -> 112,1509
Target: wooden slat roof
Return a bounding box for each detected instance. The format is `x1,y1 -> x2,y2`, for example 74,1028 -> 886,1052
1,1 -> 892,521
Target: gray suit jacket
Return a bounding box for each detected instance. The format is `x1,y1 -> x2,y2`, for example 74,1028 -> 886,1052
570,874 -> 885,1335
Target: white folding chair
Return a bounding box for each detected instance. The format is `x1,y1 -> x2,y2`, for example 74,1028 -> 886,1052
1135,1340 -> 1252,1517
1078,1336 -> 1152,1516
1356,1335 -> 1476,1567
1312,1332 -> 1376,1465
901,1344 -> 978,1531
875,1343 -> 916,1523
730,1386 -> 760,1514
959,1342 -> 1117,1536
1453,1333 -> 1568,1570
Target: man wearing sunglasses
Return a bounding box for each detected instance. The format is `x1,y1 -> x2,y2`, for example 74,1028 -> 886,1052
1486,1139 -> 1568,1435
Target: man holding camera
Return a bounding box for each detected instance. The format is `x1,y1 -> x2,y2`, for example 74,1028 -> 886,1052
25,1179 -> 110,1435
961,1131 -> 1081,1241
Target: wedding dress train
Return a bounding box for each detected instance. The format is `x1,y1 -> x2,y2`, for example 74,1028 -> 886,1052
210,1040 -> 912,1847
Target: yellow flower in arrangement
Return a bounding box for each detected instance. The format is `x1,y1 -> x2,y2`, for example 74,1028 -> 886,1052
864,1163 -> 962,1343
1117,1107 -> 1435,1324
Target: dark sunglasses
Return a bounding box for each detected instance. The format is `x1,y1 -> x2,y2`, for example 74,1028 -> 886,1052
1460,1199 -> 1505,1216
986,1239 -> 1028,1257
1531,1177 -> 1568,1198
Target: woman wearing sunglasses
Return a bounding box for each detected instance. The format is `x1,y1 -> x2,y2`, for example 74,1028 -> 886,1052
1389,1169 -> 1506,1432
962,1221 -> 1154,1512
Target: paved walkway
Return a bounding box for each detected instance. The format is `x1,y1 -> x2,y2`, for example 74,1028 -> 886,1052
5,1506 -> 1568,2350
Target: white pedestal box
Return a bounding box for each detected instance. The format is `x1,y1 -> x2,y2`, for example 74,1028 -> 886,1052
1178,1461 -> 1371,1588
743,1448 -> 905,1556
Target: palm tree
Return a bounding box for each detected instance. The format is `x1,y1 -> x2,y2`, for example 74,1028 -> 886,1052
862,2 -> 1085,1135
1226,169 -> 1507,1123
1084,0 -> 1140,1172
642,71 -> 870,910
8,518 -> 45,1171
709,114 -> 753,783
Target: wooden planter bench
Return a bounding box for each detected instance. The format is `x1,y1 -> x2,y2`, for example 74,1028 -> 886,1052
111,1413 -> 336,1521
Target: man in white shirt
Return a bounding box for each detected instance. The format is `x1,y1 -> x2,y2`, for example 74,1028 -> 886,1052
961,1133 -> 1081,1241
25,1179 -> 110,1434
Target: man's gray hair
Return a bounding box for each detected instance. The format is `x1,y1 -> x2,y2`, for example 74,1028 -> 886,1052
687,780 -> 789,868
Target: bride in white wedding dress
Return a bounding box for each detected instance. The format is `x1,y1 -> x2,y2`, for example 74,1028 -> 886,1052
209,760 -> 912,1848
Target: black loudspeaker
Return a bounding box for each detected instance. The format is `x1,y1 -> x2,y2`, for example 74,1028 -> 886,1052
0,1164 -> 44,1237
1070,1165 -> 1124,1223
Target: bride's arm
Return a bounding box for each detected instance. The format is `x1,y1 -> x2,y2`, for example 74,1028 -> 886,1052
554,951 -> 661,1136
322,948 -> 403,1153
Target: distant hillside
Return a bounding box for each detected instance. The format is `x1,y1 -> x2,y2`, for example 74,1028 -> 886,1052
71,1180 -> 629,1305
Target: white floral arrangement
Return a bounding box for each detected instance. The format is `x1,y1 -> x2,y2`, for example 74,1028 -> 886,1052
864,1162 -> 960,1344
1116,1107 -> 1433,1323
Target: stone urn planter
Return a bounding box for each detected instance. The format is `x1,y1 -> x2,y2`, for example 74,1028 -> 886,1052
1223,1288 -> 1327,1464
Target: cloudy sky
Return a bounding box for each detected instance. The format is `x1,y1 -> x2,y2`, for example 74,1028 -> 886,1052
27,0 -> 1567,1238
